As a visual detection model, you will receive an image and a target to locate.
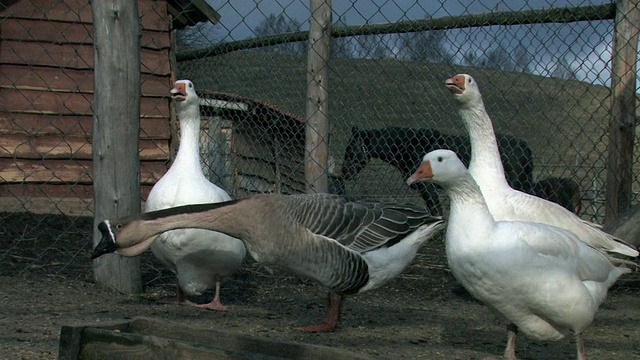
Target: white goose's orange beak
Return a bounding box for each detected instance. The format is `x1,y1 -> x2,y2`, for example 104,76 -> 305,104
406,161 -> 433,185
170,82 -> 187,101
445,74 -> 465,94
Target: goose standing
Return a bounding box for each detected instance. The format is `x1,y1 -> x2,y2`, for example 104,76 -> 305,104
92,193 -> 445,332
442,73 -> 637,258
145,79 -> 246,311
407,149 -> 630,360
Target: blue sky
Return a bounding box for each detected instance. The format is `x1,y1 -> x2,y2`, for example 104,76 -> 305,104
201,0 -> 621,85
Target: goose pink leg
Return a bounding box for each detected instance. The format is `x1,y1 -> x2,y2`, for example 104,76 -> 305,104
503,324 -> 518,360
193,282 -> 227,311
295,292 -> 343,333
482,324 -> 518,360
576,334 -> 587,360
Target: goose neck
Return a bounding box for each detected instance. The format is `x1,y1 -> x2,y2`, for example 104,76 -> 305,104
173,104 -> 203,170
458,105 -> 509,188
444,177 -> 496,246
148,201 -> 248,241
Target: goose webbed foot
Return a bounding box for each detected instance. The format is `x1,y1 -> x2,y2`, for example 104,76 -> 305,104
192,300 -> 227,311
294,292 -> 343,333
192,282 -> 228,311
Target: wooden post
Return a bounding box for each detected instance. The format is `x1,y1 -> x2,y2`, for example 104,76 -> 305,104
604,0 -> 639,225
305,0 -> 331,194
91,0 -> 143,293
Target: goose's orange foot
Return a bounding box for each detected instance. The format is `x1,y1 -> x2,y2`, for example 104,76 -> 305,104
192,300 -> 227,311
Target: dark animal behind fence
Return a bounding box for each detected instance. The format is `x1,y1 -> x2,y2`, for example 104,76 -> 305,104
532,177 -> 582,215
341,126 -> 535,214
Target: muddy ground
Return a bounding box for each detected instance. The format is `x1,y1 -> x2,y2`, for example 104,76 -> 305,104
1,212 -> 640,359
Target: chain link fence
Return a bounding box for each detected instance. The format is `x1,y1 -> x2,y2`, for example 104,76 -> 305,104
1,0 -> 638,282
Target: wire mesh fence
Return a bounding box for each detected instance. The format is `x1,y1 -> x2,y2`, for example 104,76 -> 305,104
1,0 -> 638,283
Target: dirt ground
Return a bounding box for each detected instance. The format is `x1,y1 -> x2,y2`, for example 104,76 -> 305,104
1,213 -> 640,360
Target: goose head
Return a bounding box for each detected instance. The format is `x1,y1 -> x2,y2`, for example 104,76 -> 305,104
445,74 -> 483,106
170,79 -> 199,106
406,149 -> 468,187
91,217 -> 158,259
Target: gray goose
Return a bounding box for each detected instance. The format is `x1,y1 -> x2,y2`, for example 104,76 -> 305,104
92,193 -> 445,332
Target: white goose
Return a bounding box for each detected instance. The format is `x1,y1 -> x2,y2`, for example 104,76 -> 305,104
442,73 -> 638,258
407,149 -> 630,360
145,79 -> 246,311
92,193 -> 445,332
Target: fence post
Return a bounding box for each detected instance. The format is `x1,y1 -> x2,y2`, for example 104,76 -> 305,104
604,0 -> 639,225
305,0 -> 331,194
91,0 -> 143,293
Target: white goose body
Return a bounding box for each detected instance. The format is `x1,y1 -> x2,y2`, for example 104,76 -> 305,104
92,192 -> 445,332
408,150 -> 630,359
146,80 -> 246,309
445,74 -> 638,259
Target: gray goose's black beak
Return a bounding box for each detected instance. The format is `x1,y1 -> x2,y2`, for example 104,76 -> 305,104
91,221 -> 118,259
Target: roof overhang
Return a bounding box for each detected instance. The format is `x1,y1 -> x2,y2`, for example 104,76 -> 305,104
167,0 -> 221,29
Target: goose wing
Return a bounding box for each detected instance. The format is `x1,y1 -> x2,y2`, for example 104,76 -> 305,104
499,190 -> 639,258
285,194 -> 441,253
504,221 -> 625,283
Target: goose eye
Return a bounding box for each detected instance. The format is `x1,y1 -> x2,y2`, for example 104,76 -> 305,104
437,156 -> 443,162
468,78 -> 473,83
116,223 -> 123,229
189,83 -> 193,88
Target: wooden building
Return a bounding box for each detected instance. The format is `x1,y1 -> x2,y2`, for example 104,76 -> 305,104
0,0 -> 220,215
197,90 -> 308,199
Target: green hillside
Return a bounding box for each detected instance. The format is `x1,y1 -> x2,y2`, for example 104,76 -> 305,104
179,51 -> 638,220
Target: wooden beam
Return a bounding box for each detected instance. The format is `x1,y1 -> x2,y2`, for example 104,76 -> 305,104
1,41 -> 171,75
2,0 -> 170,31
305,0 -> 331,194
190,0 -> 221,24
90,0 -> 143,294
0,113 -> 171,139
0,65 -> 171,96
0,89 -> 169,117
0,133 -> 169,160
604,0 -> 639,225
0,159 -> 166,184
0,17 -> 170,49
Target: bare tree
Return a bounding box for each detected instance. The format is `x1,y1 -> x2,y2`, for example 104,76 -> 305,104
465,41 -> 531,74
177,23 -> 220,49
399,30 -> 453,64
551,56 -> 578,80
483,44 -> 516,71
512,44 -> 531,73
331,15 -> 354,58
463,50 -> 478,67
355,33 -> 390,59
253,13 -> 306,55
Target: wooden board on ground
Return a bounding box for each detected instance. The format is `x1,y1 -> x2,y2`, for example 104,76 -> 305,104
58,317 -> 382,360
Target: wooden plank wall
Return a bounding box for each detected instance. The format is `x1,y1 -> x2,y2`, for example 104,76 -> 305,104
199,98 -> 307,199
231,110 -> 306,198
0,0 -> 173,214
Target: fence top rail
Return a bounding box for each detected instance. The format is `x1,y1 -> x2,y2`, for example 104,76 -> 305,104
176,3 -> 615,61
